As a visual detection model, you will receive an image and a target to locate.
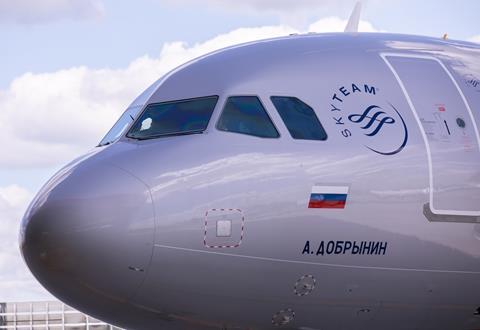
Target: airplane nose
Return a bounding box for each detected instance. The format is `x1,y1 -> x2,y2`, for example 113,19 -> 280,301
20,161 -> 155,311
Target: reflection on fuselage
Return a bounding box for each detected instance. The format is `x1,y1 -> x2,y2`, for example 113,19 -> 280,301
20,33 -> 480,330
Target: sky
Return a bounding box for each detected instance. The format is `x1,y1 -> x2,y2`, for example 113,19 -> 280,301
1,0 -> 479,302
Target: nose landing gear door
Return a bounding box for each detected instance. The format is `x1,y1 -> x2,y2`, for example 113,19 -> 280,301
382,54 -> 480,221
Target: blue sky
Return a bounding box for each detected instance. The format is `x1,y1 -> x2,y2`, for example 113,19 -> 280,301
1,0 -> 275,88
3,0 -> 480,90
0,0 -> 479,301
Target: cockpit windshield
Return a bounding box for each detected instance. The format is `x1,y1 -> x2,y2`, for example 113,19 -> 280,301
127,96 -> 218,140
98,105 -> 142,147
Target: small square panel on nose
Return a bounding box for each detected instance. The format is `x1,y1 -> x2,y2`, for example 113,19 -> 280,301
204,208 -> 244,248
216,220 -> 232,237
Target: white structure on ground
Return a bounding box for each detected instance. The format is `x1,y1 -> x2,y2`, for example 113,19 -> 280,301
0,301 -> 122,330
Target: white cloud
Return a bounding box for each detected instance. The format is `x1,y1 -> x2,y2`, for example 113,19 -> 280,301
0,18 -> 379,170
468,35 -> 480,43
0,58 -> 163,168
163,0 -> 357,13
163,0 -> 362,27
0,184 -> 53,301
308,16 -> 380,33
0,0 -> 104,24
0,185 -> 31,208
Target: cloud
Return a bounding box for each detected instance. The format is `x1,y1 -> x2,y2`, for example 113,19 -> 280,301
469,35 -> 480,43
163,0 -> 357,13
0,58 -> 163,168
308,16 -> 380,33
0,0 -> 105,24
0,185 -> 31,208
0,18 -> 379,170
0,184 -> 53,301
162,0 -> 363,27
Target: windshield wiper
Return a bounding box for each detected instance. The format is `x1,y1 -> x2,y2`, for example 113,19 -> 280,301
128,130 -> 204,141
97,141 -> 112,147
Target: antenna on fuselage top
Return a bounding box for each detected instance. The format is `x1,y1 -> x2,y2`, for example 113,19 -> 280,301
344,1 -> 362,32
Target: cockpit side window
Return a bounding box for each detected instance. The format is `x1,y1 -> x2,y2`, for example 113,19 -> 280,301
127,96 -> 218,140
216,96 -> 280,138
98,105 -> 142,146
271,96 -> 328,141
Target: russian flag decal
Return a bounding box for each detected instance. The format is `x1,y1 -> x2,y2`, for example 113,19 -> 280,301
308,185 -> 349,209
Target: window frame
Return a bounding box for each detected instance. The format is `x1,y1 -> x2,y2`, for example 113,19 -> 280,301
270,95 -> 328,141
126,95 -> 219,141
98,104 -> 143,146
215,95 -> 281,139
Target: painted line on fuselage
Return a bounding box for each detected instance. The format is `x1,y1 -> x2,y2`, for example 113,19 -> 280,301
154,244 -> 480,275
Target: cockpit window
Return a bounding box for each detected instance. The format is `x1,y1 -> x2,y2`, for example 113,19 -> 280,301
127,96 -> 218,140
98,105 -> 142,146
216,96 -> 279,138
271,96 -> 327,140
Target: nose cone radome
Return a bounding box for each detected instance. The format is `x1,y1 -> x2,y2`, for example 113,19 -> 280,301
20,161 -> 155,316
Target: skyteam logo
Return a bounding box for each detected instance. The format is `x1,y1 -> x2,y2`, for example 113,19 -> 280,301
329,83 -> 408,155
348,105 -> 395,137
